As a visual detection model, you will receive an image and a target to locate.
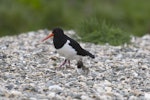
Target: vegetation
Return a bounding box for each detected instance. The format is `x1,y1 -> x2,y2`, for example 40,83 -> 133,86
0,0 -> 150,45
78,18 -> 131,45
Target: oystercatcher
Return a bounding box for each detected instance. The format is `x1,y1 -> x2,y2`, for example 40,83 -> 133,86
42,28 -> 95,67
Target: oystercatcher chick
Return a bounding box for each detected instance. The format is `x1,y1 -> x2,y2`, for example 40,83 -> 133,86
42,28 -> 95,67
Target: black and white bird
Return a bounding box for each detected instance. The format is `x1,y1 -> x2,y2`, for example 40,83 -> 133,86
42,28 -> 95,67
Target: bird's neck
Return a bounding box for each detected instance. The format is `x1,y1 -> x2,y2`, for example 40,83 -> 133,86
53,35 -> 67,49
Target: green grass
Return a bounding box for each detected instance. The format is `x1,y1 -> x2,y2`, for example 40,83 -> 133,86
0,0 -> 150,45
77,18 -> 130,46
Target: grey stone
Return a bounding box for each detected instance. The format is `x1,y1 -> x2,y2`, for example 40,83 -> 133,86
0,30 -> 150,99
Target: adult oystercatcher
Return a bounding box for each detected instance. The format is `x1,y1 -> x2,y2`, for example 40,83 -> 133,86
42,28 -> 95,67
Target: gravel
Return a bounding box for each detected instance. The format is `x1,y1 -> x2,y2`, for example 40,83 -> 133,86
0,30 -> 150,100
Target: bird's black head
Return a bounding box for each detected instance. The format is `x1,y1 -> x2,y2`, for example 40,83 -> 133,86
52,28 -> 64,37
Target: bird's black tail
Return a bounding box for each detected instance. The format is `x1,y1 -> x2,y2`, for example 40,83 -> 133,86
84,50 -> 95,59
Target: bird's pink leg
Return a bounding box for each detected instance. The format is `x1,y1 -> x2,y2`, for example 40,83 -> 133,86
59,59 -> 67,67
68,60 -> 70,67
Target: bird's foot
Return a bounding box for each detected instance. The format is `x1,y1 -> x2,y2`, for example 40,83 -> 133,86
56,59 -> 71,70
59,59 -> 67,67
65,60 -> 72,68
55,65 -> 66,71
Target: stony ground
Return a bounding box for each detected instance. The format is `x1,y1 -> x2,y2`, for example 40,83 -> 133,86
0,30 -> 150,100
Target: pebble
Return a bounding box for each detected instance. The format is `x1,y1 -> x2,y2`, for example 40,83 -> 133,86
144,93 -> 150,100
47,92 -> 56,98
129,96 -> 138,100
48,85 -> 63,94
0,30 -> 150,99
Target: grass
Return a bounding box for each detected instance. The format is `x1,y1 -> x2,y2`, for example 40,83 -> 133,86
0,0 -> 150,45
77,18 -> 130,46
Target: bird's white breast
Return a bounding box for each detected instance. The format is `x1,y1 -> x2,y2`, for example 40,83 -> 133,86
56,40 -> 78,59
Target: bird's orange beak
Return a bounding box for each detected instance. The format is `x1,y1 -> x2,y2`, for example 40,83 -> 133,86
42,33 -> 54,42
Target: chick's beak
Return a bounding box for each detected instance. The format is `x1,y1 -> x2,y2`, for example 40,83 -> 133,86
42,33 -> 54,42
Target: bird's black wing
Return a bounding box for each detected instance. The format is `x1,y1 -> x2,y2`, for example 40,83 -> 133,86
66,36 -> 95,58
